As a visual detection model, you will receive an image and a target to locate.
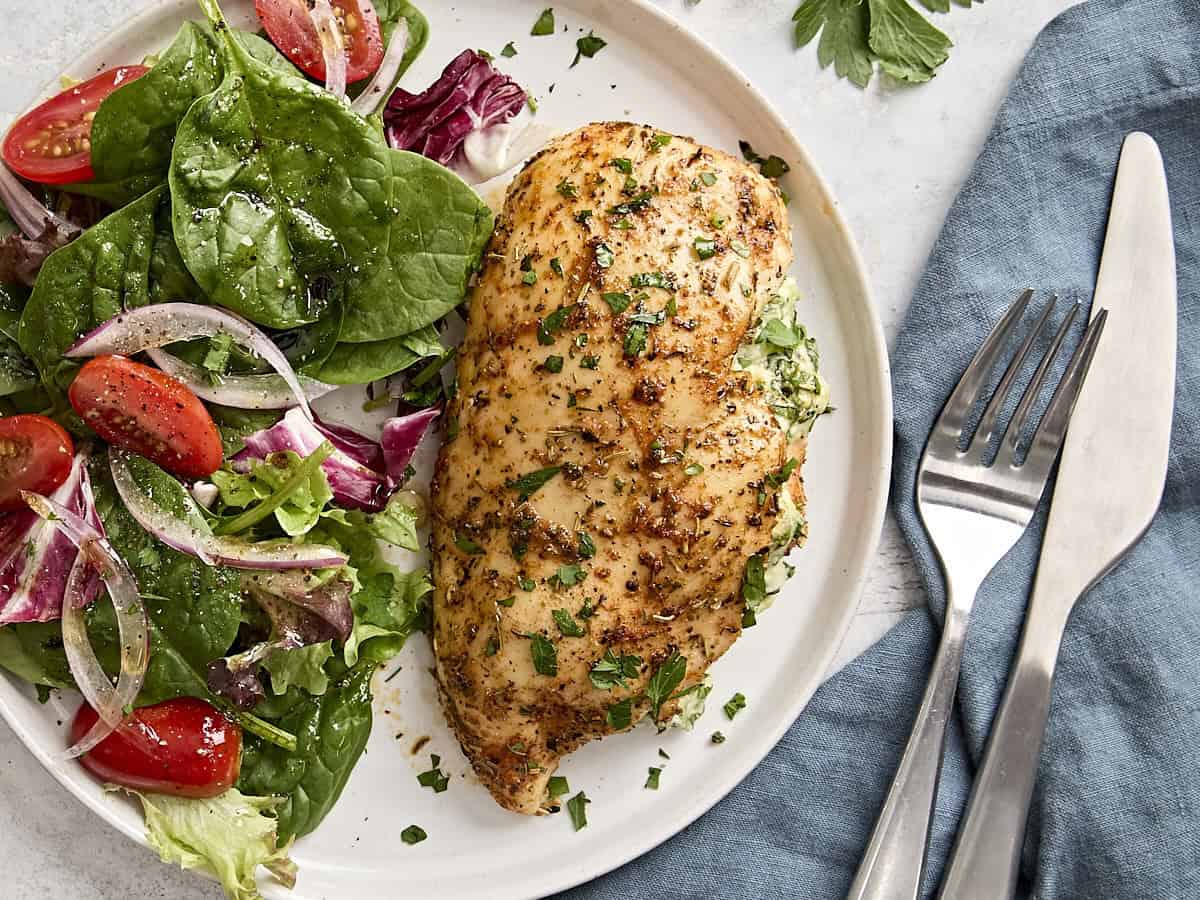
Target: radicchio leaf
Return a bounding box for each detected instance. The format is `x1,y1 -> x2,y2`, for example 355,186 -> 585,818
0,449 -> 103,623
383,49 -> 527,166
236,407 -> 438,511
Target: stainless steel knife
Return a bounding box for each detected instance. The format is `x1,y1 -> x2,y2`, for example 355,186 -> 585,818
936,131 -> 1178,900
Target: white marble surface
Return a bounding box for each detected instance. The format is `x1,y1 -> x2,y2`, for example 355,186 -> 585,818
0,0 -> 1077,896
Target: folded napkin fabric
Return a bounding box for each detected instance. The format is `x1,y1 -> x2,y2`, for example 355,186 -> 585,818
565,0 -> 1200,897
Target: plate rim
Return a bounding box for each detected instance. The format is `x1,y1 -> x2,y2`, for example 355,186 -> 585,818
0,1 -> 894,897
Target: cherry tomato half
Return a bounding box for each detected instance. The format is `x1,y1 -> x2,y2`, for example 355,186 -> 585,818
0,414 -> 75,511
255,0 -> 384,84
2,66 -> 148,185
68,355 -> 223,480
72,697 -> 242,799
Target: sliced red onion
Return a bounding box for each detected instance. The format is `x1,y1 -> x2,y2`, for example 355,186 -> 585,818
0,162 -> 80,240
21,490 -> 149,760
350,18 -> 410,117
381,407 -> 440,480
109,448 -> 347,570
145,348 -> 337,410
310,0 -> 347,100
65,303 -> 314,420
0,450 -> 102,624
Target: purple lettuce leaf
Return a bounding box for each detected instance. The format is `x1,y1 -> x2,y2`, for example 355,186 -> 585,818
0,449 -> 104,624
383,49 -> 527,166
381,407 -> 440,480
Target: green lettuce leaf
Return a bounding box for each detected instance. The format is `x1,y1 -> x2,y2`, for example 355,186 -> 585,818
212,450 -> 334,537
344,568 -> 432,666
119,787 -> 296,900
264,641 -> 334,696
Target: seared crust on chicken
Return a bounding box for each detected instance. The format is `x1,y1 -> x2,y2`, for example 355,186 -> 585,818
430,122 -> 805,814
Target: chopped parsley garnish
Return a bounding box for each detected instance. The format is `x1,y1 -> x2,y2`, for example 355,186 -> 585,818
538,304 -> 576,345
552,563 -> 586,587
684,462 -> 704,476
550,257 -> 564,277
613,218 -> 634,230
526,633 -> 558,676
557,178 -> 578,199
658,748 -> 671,760
575,209 -> 593,224
485,636 -> 499,656
730,239 -> 751,258
623,324 -> 648,358
401,825 -> 428,845
694,237 -> 717,260
765,458 -> 799,489
723,692 -> 747,720
548,775 -> 570,799
571,32 -> 607,67
519,576 -> 536,591
501,42 -> 518,58
700,171 -> 718,186
645,767 -> 662,790
543,355 -> 564,373
589,648 -> 642,690
595,242 -> 615,268
607,697 -> 633,730
711,212 -> 727,229
630,271 -> 676,292
622,174 -> 638,194
497,595 -> 516,608
575,333 -> 589,347
711,730 -> 726,744
506,465 -> 562,502
580,354 -> 600,369
611,157 -> 633,174
577,531 -> 596,558
739,140 -> 791,179
645,651 -> 687,720
567,791 -> 590,830
603,291 -> 632,313
577,600 -> 596,619
553,608 -> 586,637
417,754 -> 450,793
522,270 -> 538,285
531,8 -> 555,35
649,133 -> 673,152
454,534 -> 485,555
609,191 -> 652,215
741,553 -> 767,628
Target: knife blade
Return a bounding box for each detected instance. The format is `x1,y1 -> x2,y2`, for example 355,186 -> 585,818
937,131 -> 1177,900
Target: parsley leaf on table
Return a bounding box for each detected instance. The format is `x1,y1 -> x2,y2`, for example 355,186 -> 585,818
792,0 -> 958,87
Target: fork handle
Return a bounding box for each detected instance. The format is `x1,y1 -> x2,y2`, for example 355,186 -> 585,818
846,602 -> 971,900
936,595 -> 1069,900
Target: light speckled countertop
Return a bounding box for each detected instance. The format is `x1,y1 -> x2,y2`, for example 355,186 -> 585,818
0,0 -> 1076,896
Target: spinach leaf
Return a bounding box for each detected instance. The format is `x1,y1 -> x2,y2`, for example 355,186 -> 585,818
314,324 -> 442,384
172,0 -> 491,339
17,186 -> 191,397
209,405 -> 284,457
238,662 -> 374,841
72,23 -> 299,206
0,288 -> 37,397
0,624 -> 73,689
72,22 -> 223,206
338,148 -> 492,342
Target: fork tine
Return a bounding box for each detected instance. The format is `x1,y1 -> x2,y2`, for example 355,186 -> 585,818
1002,308 -> 1107,472
998,301 -> 1080,454
968,296 -> 1058,454
934,289 -> 1034,439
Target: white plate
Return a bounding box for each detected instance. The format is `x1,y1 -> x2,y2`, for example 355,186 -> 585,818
0,1 -> 892,897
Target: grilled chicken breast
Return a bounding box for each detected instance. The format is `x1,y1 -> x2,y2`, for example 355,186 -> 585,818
430,121 -> 806,814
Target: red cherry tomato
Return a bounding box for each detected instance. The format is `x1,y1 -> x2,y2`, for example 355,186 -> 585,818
71,698 -> 242,799
67,355 -> 223,480
255,0 -> 384,84
2,66 -> 148,185
0,414 -> 75,511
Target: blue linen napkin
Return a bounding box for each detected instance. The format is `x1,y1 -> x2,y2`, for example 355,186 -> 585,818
565,0 -> 1200,896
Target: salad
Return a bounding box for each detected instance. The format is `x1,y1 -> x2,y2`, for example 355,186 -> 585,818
0,1 -> 536,896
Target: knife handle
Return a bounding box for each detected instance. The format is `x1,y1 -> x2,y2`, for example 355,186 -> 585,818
936,596 -> 1070,900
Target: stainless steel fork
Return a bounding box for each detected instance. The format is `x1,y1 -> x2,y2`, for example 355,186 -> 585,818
846,289 -> 1107,900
